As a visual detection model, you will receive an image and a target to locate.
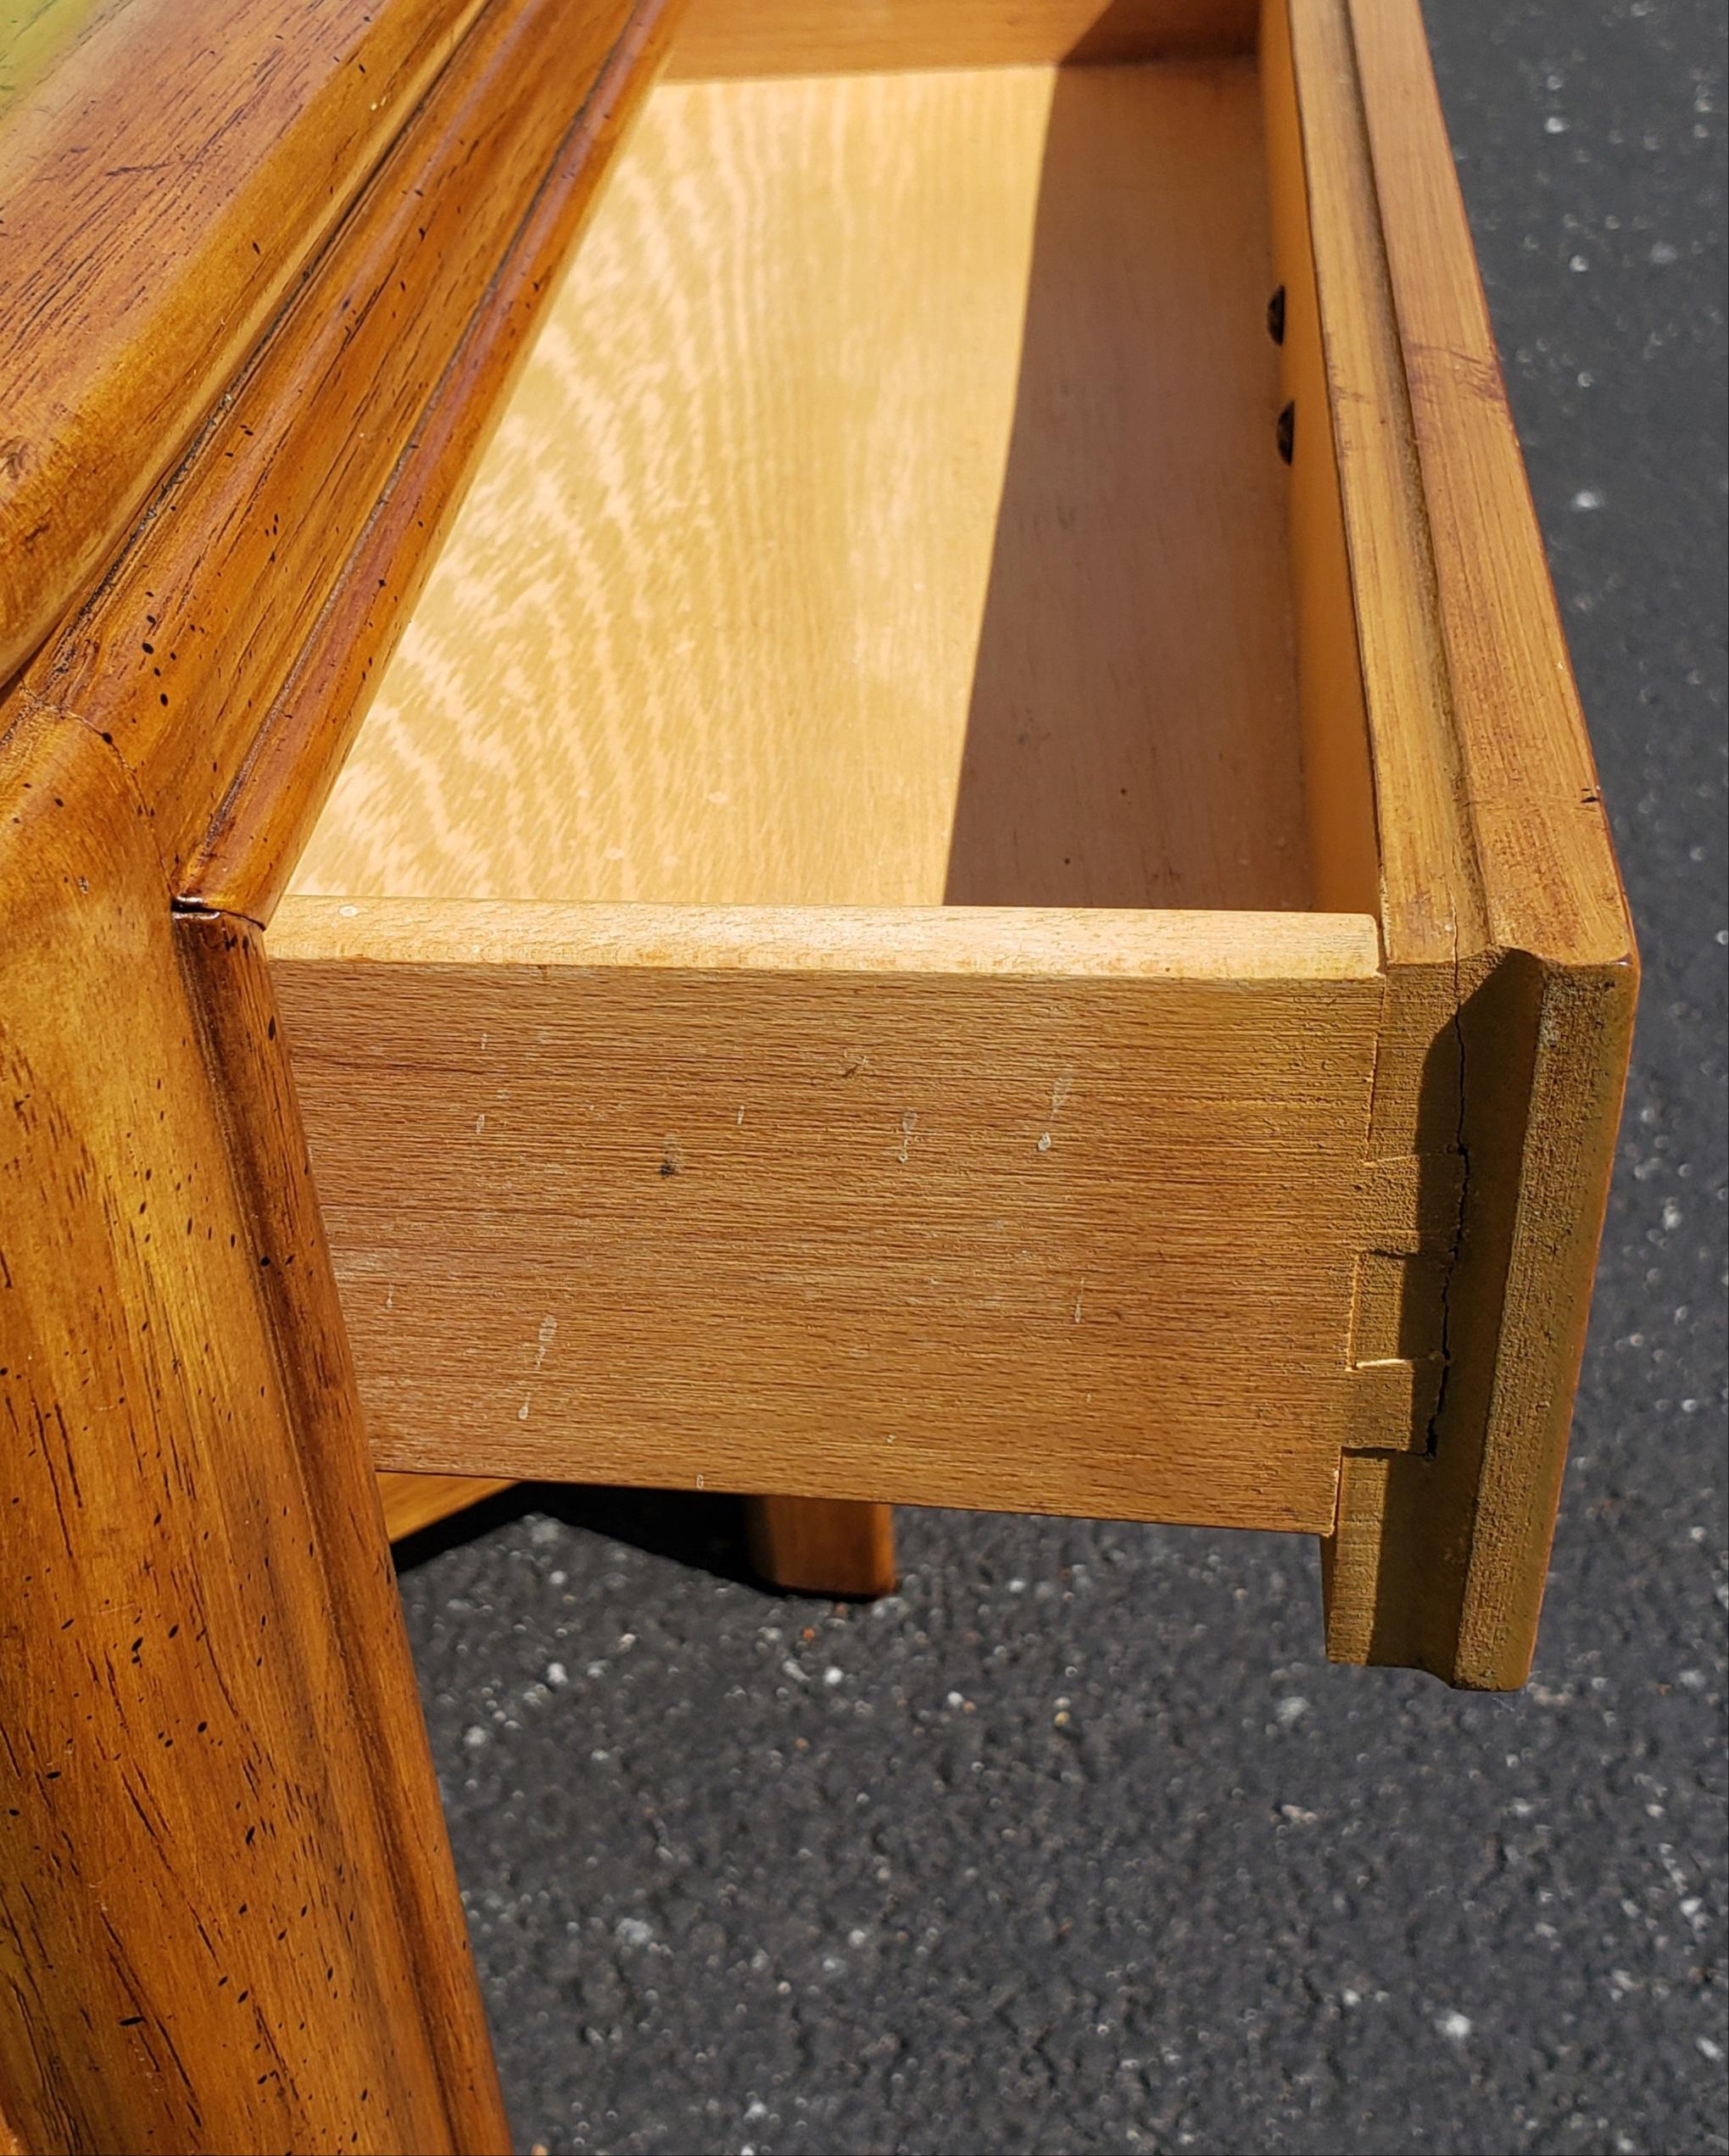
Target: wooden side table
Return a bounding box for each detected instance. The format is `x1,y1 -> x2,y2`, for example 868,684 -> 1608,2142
0,2 -> 1634,2148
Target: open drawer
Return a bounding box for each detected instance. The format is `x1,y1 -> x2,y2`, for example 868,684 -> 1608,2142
262,0 -> 1635,1688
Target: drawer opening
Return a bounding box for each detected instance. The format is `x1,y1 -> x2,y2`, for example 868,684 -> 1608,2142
288,5 -> 1378,929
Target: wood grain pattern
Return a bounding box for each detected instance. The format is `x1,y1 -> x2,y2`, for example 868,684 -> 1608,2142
269,896 -> 1383,1532
288,59 -> 1312,916
664,0 -> 1258,76
4,0 -> 672,918
745,1498 -> 899,1599
190,0 -> 681,922
380,1473 -> 516,1543
269,9 -> 1632,1688
1344,0 -> 1629,971
0,0 -> 486,683
270,894 -> 1381,978
0,715 -> 505,2153
1268,0 -> 1636,1685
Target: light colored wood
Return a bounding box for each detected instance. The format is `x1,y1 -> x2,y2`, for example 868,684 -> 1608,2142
381,1473 -> 517,1542
273,11 -> 1635,1691
6,0 -> 675,917
1267,0 -> 1636,1686
288,59 -> 1312,916
0,0 -> 486,682
0,713 -> 506,2153
1258,0 -> 1379,918
269,894 -> 1384,1532
271,897 -> 1381,978
745,1499 -> 899,1599
665,0 -> 1258,76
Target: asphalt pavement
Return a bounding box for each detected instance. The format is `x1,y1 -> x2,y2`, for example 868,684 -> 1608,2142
394,4 -> 1729,2148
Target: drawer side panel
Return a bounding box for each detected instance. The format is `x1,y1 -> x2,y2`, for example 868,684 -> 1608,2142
273,921 -> 1380,1531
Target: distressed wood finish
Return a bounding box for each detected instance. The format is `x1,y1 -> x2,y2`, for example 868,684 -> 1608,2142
0,716 -> 507,2153
0,0 -> 487,683
0,0 -> 672,2143
3,23 -> 1639,2148
1263,0 -> 1635,1686
270,898 -> 1384,1529
6,0 -> 677,916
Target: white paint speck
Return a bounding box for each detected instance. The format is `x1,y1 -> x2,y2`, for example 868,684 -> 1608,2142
1662,1200 -> 1684,1231
1274,1695 -> 1309,1728
1571,488 -> 1604,510
615,1916 -> 654,1948
1545,114 -> 1569,133
1438,2011 -> 1472,2042
823,1665 -> 845,1688
1650,241 -> 1680,264
545,1661 -> 568,1688
1036,1132 -> 1052,1153
462,1724 -> 488,1751
1698,2036 -> 1725,2063
896,1111 -> 917,1164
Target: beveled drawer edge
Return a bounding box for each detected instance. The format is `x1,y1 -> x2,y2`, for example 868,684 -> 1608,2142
268,894 -> 1384,983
